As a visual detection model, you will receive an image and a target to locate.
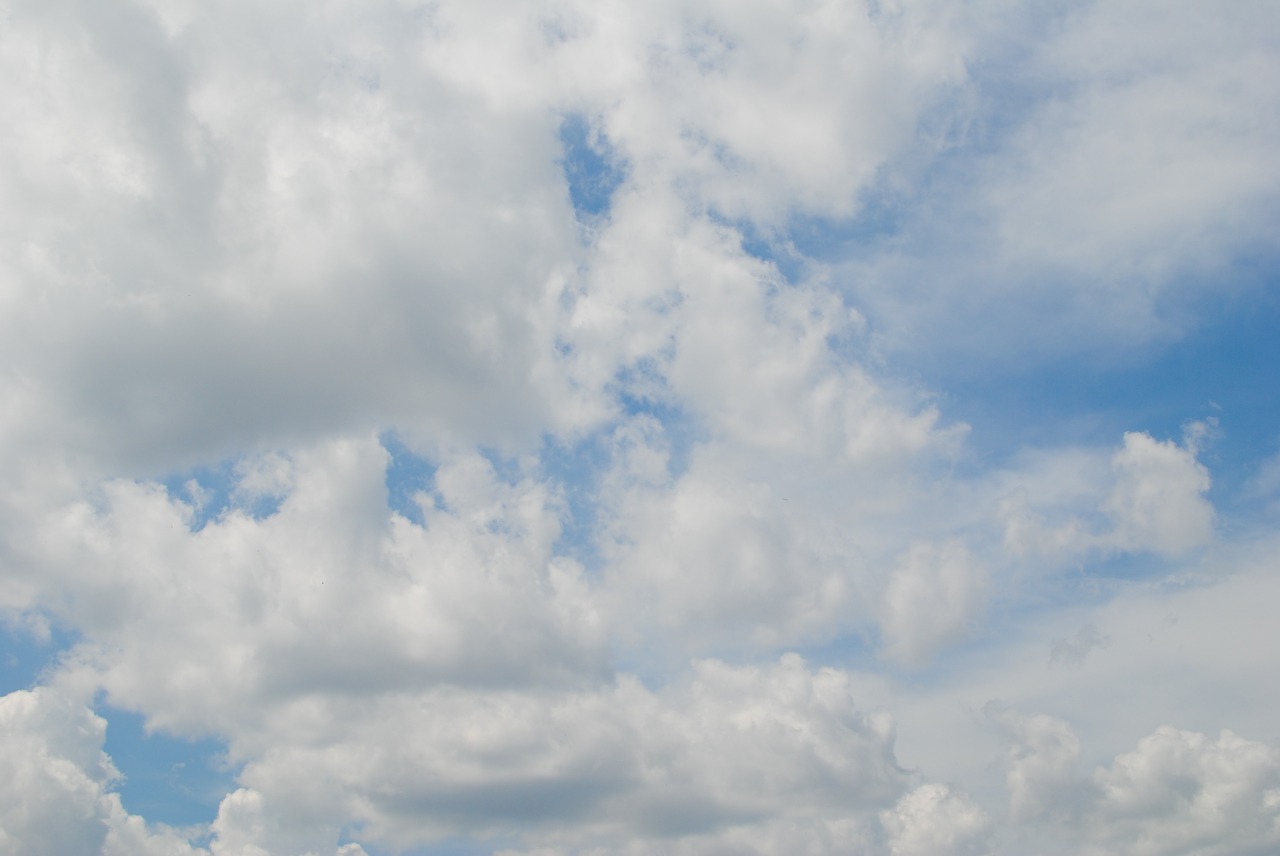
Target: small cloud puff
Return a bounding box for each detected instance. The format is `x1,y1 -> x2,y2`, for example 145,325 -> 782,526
1103,430 -> 1214,556
998,429 -> 1214,563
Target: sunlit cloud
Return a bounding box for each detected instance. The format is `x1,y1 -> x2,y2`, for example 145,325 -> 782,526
2,1 -> 1279,854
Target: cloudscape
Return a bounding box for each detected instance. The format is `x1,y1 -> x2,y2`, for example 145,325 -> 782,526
3,1 -> 1280,854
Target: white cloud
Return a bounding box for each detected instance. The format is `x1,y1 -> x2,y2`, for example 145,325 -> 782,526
0,688 -> 118,856
867,532 -> 1280,848
1102,430 -> 1214,556
881,783 -> 990,856
879,542 -> 988,668
0,0 -> 975,476
595,415 -> 968,657
841,0 -> 1280,367
193,656 -> 910,853
0,687 -> 208,856
1048,623 -> 1109,668
986,704 -> 1085,824
577,205 -> 967,656
0,0 -> 596,474
988,1 -> 1280,282
6,437 -> 606,746
985,706 -> 1280,856
1088,727 -> 1280,856
0,0 -> 1277,854
551,0 -> 970,224
996,429 -> 1214,562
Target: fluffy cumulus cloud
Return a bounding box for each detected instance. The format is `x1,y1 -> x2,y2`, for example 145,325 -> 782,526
2,0 -> 1279,853
0,687 -> 208,856
880,784 -> 990,856
996,426 -> 1215,563
1103,430 -> 1214,556
986,707 -> 1280,856
1087,728 -> 1280,855
230,655 -> 909,851
30,439 -> 609,736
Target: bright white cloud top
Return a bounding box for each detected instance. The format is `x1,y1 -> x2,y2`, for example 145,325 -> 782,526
2,1 -> 1279,854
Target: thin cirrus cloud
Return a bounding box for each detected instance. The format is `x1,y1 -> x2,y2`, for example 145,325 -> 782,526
834,0 -> 1280,373
1,1 -> 1279,855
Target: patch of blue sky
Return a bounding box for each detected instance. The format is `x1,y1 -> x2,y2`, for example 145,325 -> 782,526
160,458 -> 283,531
99,705 -> 237,831
558,113 -> 626,221
0,622 -> 79,696
539,430 -> 612,573
726,55 -> 1039,275
474,444 -> 526,486
538,388 -> 701,573
1071,549 -> 1188,584
771,142 -> 990,271
718,214 -> 811,286
962,31 -> 1079,138
615,389 -> 702,481
753,102 -> 1280,514
159,460 -> 239,530
790,628 -> 883,675
938,272 -> 1280,505
722,154 -> 945,289
381,432 -> 439,526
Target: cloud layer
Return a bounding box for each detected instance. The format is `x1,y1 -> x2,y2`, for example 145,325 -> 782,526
2,0 -> 1279,854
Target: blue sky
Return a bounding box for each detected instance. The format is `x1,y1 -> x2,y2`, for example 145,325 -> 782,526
2,1 -> 1280,855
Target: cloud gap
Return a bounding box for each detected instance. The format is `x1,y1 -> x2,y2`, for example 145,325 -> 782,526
558,113 -> 626,221
98,705 -> 237,831
380,432 -> 439,527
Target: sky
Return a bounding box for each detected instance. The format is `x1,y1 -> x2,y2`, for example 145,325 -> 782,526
2,1 -> 1280,854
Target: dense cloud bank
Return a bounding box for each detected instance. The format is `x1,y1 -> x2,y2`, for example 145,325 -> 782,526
2,0 -> 1279,854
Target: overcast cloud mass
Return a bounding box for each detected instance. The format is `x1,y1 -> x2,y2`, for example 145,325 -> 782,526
3,1 -> 1280,854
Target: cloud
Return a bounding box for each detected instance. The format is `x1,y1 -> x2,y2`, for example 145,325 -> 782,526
986,705 -> 1280,855
879,541 -> 988,668
839,0 -> 1280,368
1102,430 -> 1214,556
21,438 -> 609,739
0,0 -> 975,476
0,687 -> 208,856
0,687 -> 370,856
985,704 -> 1085,824
996,428 -> 1214,562
549,0 -> 970,224
1,0 -> 1278,854
1048,623 -> 1109,668
0,0 -> 597,474
0,688 -> 118,855
1088,727 -> 1280,856
185,656 -> 909,852
881,783 -> 990,856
